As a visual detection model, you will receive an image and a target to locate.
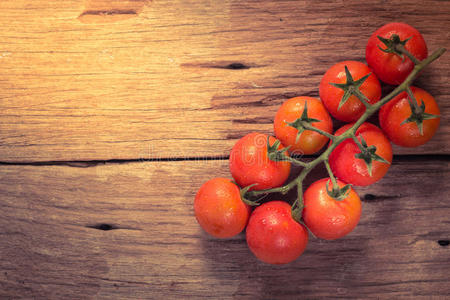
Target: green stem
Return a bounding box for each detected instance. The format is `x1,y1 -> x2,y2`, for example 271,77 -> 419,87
324,159 -> 339,191
303,123 -> 336,140
353,89 -> 372,108
296,183 -> 303,209
405,85 -> 421,113
291,182 -> 304,219
396,43 -> 421,65
351,134 -> 364,151
247,178 -> 297,197
282,155 -> 308,167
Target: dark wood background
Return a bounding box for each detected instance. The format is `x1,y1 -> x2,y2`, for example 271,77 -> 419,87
1,0 -> 449,299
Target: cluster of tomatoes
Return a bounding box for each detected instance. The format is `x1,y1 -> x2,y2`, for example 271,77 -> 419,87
194,23 -> 441,265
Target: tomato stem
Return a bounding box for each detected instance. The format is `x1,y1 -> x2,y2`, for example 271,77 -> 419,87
291,183 -> 304,222
286,156 -> 309,167
405,86 -> 421,114
324,160 -> 339,191
402,86 -> 440,136
395,43 -> 421,65
351,134 -> 364,151
353,89 -> 372,108
303,123 -> 336,140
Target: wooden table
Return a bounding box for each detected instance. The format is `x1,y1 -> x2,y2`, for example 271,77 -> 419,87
1,0 -> 449,299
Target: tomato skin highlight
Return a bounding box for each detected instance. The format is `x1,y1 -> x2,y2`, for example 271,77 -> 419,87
303,178 -> 361,240
246,201 -> 308,265
329,122 -> 393,186
379,86 -> 440,147
274,96 -> 333,155
319,61 -> 381,122
366,22 -> 428,85
194,178 -> 250,238
229,132 -> 291,191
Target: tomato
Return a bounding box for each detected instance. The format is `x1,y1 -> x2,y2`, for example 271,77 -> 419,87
229,132 -> 291,190
319,61 -> 381,122
366,22 -> 428,85
329,122 -> 393,186
274,96 -> 333,155
303,178 -> 361,240
194,178 -> 250,238
246,201 -> 308,264
379,86 -> 440,147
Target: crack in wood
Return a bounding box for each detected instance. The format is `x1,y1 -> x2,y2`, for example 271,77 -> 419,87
0,154 -> 448,168
0,156 -> 229,167
362,194 -> 401,202
216,63 -> 250,70
180,62 -> 258,70
79,10 -> 138,17
78,0 -> 151,23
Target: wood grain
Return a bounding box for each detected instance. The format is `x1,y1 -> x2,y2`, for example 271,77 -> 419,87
0,0 -> 449,162
1,1 -> 449,299
0,158 -> 449,299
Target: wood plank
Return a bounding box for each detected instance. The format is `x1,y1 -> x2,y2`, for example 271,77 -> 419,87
1,158 -> 449,299
0,0 -> 449,162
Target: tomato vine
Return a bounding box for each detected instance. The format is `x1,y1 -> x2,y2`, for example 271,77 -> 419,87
245,46 -> 446,222
195,23 -> 446,265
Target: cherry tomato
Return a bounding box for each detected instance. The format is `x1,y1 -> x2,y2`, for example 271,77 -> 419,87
319,61 -> 381,122
379,86 -> 440,147
303,178 -> 361,240
229,132 -> 291,191
194,178 -> 250,238
246,201 -> 308,264
366,22 -> 428,85
274,96 -> 333,155
329,122 -> 393,186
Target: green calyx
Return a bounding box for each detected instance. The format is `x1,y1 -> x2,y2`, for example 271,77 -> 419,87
377,34 -> 411,59
401,100 -> 440,135
325,179 -> 352,201
286,102 -> 320,143
291,201 -> 303,223
354,135 -> 390,177
267,137 -> 291,162
329,65 -> 371,110
234,182 -> 261,206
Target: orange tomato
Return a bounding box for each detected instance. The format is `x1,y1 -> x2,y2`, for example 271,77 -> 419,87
303,178 -> 361,240
379,86 -> 440,147
229,132 -> 291,190
274,96 -> 333,155
194,178 -> 250,238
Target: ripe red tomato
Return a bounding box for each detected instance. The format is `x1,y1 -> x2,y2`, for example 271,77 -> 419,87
274,96 -> 333,155
329,122 -> 393,186
303,178 -> 361,240
319,61 -> 381,122
366,22 -> 428,85
229,132 -> 291,190
379,86 -> 440,147
194,178 -> 250,238
246,201 -> 308,264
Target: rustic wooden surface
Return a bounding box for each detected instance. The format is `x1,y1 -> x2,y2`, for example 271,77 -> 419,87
0,0 -> 449,299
